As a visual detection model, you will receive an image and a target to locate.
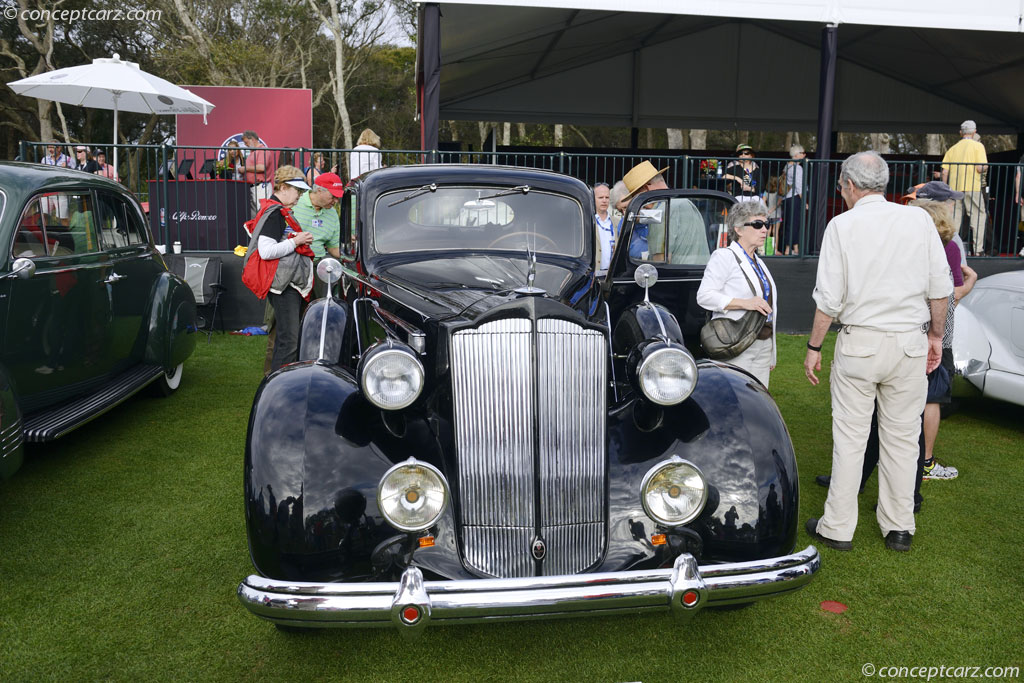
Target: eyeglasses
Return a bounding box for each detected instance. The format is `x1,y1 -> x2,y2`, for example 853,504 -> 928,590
743,220 -> 770,230
739,151 -> 753,156
835,180 -> 846,193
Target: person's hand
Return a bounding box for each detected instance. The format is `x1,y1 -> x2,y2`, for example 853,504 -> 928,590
804,350 -> 821,385
292,231 -> 314,246
926,336 -> 942,373
330,165 -> 338,174
742,297 -> 772,315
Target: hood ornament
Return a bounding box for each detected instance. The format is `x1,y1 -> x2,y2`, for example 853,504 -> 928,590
514,244 -> 546,296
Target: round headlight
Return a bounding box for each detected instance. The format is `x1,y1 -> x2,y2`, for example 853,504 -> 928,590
377,459 -> 449,532
360,344 -> 424,410
637,346 -> 697,405
641,457 -> 708,526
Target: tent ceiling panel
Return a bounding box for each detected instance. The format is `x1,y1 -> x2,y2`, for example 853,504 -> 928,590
436,3 -> 1024,134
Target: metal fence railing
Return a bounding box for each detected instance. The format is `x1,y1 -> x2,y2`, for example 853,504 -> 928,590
18,141 -> 1024,257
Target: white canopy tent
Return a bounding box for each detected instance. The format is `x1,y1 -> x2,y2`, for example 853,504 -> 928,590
417,0 -> 1024,152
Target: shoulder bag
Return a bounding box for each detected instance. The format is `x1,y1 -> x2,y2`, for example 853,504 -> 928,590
699,250 -> 768,360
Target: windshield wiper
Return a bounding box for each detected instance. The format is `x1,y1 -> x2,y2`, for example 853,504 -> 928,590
477,185 -> 530,201
388,183 -> 437,207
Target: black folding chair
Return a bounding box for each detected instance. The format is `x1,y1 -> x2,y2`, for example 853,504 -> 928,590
166,254 -> 225,342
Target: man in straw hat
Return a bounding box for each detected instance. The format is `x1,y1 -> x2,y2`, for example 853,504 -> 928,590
618,160 -> 710,266
620,161 -> 670,261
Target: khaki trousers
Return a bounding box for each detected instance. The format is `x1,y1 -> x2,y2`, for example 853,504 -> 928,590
951,191 -> 987,255
817,327 -> 928,542
729,337 -> 772,388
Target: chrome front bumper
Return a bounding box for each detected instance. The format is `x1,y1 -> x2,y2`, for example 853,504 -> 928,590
238,545 -> 820,634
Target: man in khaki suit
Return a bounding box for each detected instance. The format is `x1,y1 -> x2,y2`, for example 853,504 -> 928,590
804,151 -> 951,553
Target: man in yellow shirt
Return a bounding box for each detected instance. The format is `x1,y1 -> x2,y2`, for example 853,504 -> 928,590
941,120 -> 988,255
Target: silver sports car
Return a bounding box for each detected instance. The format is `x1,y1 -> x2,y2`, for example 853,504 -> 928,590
952,270 -> 1024,407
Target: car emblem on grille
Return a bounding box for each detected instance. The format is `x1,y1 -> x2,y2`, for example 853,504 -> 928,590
531,537 -> 546,560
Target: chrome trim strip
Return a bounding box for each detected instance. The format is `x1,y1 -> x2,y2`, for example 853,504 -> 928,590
238,546 -> 821,631
21,365 -> 163,442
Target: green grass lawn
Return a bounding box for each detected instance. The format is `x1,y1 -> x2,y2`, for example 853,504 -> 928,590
1,334 -> 1021,681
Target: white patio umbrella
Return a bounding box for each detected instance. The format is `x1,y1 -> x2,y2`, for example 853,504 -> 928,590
8,53 -> 214,177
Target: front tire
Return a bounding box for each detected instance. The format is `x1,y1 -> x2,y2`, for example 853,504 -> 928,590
152,363 -> 183,397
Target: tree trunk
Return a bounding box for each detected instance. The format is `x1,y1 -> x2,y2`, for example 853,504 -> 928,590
36,99 -> 53,143
925,134 -> 943,156
517,123 -> 526,141
501,122 -> 510,146
645,128 -> 654,149
553,124 -> 563,147
690,130 -> 707,150
667,128 -> 686,150
869,133 -> 891,154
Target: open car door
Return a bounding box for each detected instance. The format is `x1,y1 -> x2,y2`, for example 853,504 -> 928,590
603,189 -> 737,355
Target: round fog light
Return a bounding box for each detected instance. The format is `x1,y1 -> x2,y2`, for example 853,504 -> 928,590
641,457 -> 708,526
378,458 -> 449,532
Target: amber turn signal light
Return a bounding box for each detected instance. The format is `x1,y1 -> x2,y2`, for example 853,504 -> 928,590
418,536 -> 435,548
651,534 -> 667,546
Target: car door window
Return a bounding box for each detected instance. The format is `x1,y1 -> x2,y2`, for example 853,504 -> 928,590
12,192 -> 98,258
95,192 -> 146,249
628,196 -> 730,267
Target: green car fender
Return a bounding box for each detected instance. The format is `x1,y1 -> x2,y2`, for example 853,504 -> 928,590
0,362 -> 25,481
142,271 -> 198,370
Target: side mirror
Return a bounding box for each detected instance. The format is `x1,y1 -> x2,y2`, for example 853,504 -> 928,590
8,258 -> 36,280
634,263 -> 658,305
316,257 -> 342,285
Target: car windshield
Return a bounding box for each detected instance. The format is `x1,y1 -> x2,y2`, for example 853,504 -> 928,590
373,186 -> 585,257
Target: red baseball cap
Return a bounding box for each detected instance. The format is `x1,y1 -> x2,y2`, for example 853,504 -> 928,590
314,172 -> 345,198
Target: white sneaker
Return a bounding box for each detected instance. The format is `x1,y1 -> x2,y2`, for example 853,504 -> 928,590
923,460 -> 958,480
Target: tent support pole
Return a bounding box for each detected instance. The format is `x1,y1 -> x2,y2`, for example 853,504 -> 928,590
812,24 -> 838,254
418,3 -> 441,162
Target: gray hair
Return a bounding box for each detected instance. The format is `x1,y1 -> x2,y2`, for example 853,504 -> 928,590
790,144 -> 804,155
840,151 -> 889,193
310,184 -> 332,197
726,200 -> 769,242
609,180 -> 628,208
960,120 -> 977,134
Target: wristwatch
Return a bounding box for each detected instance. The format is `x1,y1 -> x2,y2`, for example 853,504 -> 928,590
806,341 -> 822,352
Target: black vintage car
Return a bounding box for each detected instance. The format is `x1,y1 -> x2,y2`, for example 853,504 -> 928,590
0,163 -> 196,481
238,165 -> 819,632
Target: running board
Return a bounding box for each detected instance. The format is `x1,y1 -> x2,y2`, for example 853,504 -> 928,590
22,365 -> 165,442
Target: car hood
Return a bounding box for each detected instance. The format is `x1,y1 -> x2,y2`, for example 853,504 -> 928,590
370,254 -> 594,321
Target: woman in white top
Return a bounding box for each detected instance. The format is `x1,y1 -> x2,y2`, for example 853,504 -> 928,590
593,182 -> 614,271
696,200 -> 778,387
348,128 -> 383,179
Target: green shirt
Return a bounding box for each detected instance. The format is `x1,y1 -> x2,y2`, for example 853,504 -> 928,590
290,192 -> 340,260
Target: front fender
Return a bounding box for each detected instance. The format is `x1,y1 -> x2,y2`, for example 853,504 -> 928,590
245,361 -> 444,582
613,302 -> 684,354
142,272 -> 197,369
0,363 -> 25,481
297,297 -> 352,364
607,361 -> 798,565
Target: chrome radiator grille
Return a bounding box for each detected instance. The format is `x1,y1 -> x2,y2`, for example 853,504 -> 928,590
451,317 -> 607,578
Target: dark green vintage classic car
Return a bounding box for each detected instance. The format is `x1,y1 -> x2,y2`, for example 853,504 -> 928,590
0,162 -> 196,480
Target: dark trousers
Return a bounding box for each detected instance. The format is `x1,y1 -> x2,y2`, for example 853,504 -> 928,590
781,195 -> 802,250
860,405 -> 925,506
268,287 -> 306,372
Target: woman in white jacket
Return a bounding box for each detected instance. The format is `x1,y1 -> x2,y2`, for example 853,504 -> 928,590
696,200 -> 778,387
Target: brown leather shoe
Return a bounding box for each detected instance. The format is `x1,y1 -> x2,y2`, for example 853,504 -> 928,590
805,518 -> 852,551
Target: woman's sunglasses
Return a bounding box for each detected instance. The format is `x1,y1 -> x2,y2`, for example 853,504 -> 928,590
743,220 -> 770,230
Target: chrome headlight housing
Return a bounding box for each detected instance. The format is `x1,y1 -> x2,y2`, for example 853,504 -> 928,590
641,457 -> 708,526
377,458 -> 449,532
636,343 -> 698,405
359,342 -> 424,410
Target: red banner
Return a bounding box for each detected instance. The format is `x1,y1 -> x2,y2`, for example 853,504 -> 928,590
174,86 -> 312,177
